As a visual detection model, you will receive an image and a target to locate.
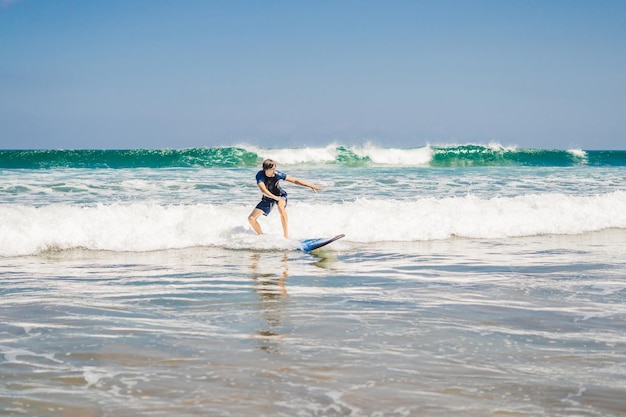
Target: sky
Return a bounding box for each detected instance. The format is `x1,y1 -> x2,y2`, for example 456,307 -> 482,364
1,0 -> 625,150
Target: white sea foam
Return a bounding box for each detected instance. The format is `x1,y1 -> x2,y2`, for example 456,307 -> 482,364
350,143 -> 433,165
2,191 -> 625,257
244,143 -> 434,165
568,148 -> 587,159
244,144 -> 339,165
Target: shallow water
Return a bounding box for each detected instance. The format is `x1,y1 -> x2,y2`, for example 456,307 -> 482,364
2,148 -> 626,415
2,230 -> 625,416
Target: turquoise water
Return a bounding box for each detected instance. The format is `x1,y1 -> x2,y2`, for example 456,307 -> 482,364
1,145 -> 626,416
2,145 -> 626,169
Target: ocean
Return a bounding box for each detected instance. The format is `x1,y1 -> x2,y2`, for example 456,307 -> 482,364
1,144 -> 625,416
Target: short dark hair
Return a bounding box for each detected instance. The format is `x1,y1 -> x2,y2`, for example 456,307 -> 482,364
262,159 -> 276,170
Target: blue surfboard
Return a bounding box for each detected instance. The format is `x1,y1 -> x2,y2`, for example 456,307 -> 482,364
297,234 -> 345,251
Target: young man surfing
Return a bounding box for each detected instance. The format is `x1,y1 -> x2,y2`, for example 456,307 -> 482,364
248,159 -> 322,239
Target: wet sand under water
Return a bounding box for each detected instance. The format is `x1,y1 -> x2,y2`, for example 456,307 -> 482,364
1,230 -> 625,416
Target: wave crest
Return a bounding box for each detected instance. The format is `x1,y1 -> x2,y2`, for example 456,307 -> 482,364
1,145 -> 624,169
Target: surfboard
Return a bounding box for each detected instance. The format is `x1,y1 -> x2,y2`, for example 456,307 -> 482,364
297,234 -> 345,251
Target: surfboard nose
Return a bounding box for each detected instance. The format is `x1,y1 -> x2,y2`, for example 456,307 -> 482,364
298,234 -> 345,251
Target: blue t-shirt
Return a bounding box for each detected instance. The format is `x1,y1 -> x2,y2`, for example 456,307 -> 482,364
256,170 -> 287,197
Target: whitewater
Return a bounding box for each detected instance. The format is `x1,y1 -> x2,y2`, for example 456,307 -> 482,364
2,144 -> 626,417
2,191 -> 626,257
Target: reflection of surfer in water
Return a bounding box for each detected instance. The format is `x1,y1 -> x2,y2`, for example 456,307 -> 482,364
250,253 -> 289,298
248,159 -> 322,239
250,253 -> 289,354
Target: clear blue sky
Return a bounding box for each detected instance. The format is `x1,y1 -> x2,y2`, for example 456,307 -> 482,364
1,0 -> 625,150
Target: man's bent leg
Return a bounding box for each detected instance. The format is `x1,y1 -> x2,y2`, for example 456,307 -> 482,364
248,208 -> 264,235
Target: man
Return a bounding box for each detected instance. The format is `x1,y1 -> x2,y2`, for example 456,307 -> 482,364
248,159 -> 322,239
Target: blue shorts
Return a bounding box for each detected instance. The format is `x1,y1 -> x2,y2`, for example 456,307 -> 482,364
255,194 -> 288,216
